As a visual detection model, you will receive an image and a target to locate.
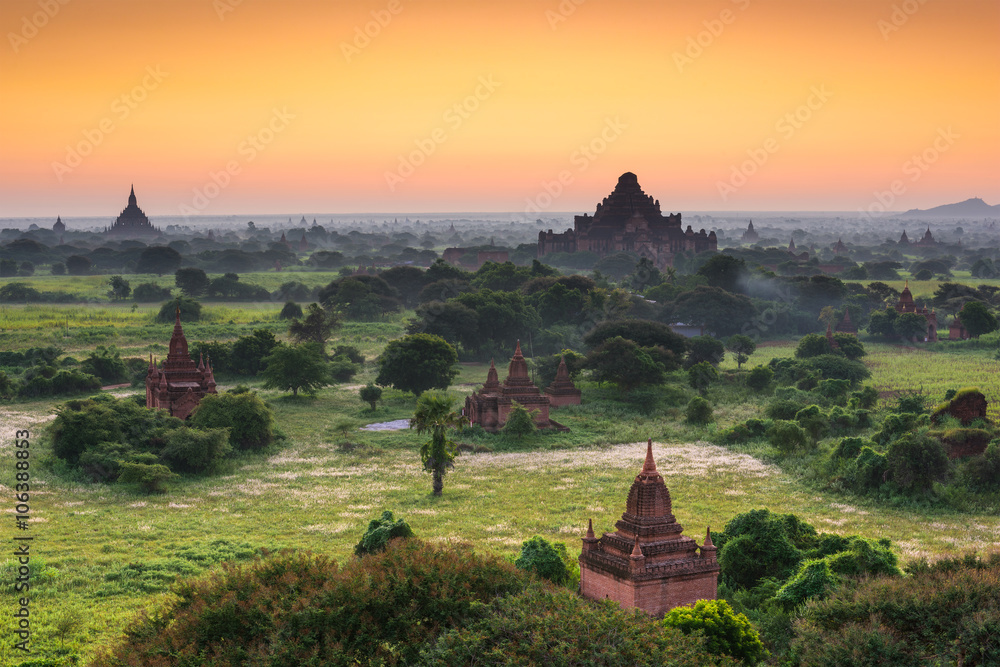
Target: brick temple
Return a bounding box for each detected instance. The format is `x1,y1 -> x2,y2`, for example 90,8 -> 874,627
895,280 -> 938,342
580,440 -> 719,616
537,172 -> 717,269
464,341 -> 566,432
544,356 -> 581,406
146,309 -> 217,419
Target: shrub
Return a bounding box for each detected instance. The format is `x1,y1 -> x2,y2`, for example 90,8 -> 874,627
795,405 -> 828,441
824,537 -> 901,578
514,535 -> 568,585
800,354 -> 870,384
773,558 -> 836,608
91,540 -> 528,667
159,427 -> 232,474
278,300 -> 303,319
849,385 -> 878,409
716,509 -> 811,589
886,432 -> 950,492
132,282 -> 172,302
958,440 -> 1000,492
503,402 -> 537,439
331,344 -> 365,364
190,391 -> 274,450
746,365 -> 773,392
81,345 -> 129,384
328,354 -> 360,383
688,360 -> 719,394
832,437 -> 870,460
766,399 -> 804,421
845,446 -> 888,491
663,599 -> 767,664
353,510 -> 415,556
686,396 -> 714,424
117,462 -> 179,493
769,420 -> 808,453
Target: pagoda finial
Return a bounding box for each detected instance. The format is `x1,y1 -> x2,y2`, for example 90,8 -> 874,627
514,339 -> 523,357
175,306 -> 181,324
641,438 -> 657,474
704,527 -> 715,549
586,518 -> 595,539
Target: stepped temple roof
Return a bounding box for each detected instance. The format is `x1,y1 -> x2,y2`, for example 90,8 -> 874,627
108,185 -> 160,236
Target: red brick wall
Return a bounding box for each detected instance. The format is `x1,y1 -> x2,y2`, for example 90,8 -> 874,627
581,566 -> 718,617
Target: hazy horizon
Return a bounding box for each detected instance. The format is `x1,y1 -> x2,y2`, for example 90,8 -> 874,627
2,0 -> 997,218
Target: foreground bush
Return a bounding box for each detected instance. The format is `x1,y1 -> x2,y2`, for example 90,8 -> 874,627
354,510 -> 414,556
663,599 -> 767,664
791,551 -> 1000,665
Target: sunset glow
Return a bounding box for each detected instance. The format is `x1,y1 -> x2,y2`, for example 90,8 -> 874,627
1,0 -> 998,217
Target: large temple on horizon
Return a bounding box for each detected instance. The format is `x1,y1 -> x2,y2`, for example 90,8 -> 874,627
106,185 -> 161,237
537,172 -> 717,269
146,309 -> 217,419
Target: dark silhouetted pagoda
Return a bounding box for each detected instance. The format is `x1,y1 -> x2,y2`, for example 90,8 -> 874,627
580,440 -> 719,616
108,185 -> 160,237
894,280 -> 938,341
146,309 -> 217,419
537,173 -> 716,269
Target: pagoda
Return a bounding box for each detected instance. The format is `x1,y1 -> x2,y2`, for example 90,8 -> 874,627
108,185 -> 160,237
580,440 -> 719,616
835,309 -> 857,335
832,238 -> 847,254
146,309 -> 217,419
53,216 -> 65,234
894,281 -> 938,341
464,342 -> 567,432
544,356 -> 581,406
537,172 -> 716,269
740,220 -> 759,244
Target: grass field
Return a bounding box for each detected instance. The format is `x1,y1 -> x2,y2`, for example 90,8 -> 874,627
1,292 -> 999,663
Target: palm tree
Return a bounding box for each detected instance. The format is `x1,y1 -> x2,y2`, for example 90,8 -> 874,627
410,392 -> 467,496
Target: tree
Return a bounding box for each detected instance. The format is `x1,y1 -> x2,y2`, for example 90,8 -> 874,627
503,402 -> 537,439
686,396 -> 713,424
379,266 -> 428,308
261,343 -> 330,396
279,301 -> 303,320
514,536 -> 568,584
585,336 -> 666,391
411,300 -> 479,352
894,312 -> 929,341
746,365 -> 773,391
133,282 -> 172,302
725,334 -> 756,370
686,335 -> 725,368
359,384 -> 382,411
106,275 -> 131,301
583,319 -> 687,360
81,345 -> 128,383
958,301 -> 999,338
230,329 -> 280,376
795,333 -> 832,358
410,392 -> 466,496
175,267 -> 210,296
65,255 -> 91,276
886,432 -> 949,492
288,303 -> 340,353
51,262 -> 66,276
376,334 -> 458,396
157,297 -> 202,323
832,333 -> 865,360
137,246 -> 183,275
696,254 -> 747,294
354,510 -> 415,556
688,361 -> 718,394
663,599 -> 767,664
673,286 -> 756,337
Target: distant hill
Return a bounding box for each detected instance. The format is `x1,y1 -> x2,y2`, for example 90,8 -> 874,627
900,197 -> 1000,217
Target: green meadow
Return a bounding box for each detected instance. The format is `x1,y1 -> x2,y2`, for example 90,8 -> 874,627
0,294 -> 999,663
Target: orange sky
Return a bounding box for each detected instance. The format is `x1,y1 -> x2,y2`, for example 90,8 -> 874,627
1,0 -> 998,217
